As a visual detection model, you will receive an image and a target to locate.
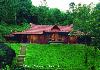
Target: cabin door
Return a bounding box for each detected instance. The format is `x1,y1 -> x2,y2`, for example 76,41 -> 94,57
51,33 -> 59,41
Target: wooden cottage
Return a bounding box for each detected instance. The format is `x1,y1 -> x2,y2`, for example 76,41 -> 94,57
12,23 -> 76,44
5,23 -> 91,44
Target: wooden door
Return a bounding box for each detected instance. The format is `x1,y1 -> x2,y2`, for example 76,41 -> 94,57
51,33 -> 59,41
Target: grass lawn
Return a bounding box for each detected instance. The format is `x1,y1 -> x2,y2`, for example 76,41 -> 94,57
8,43 -> 100,70
7,43 -> 22,55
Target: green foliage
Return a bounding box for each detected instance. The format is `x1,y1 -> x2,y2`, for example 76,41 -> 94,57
8,43 -> 100,70
0,22 -> 30,42
0,0 -> 32,24
30,6 -> 69,25
0,0 -> 18,23
25,44 -> 85,68
0,22 -> 30,34
69,4 -> 92,32
67,3 -> 100,48
7,43 -> 21,55
90,4 -> 100,48
0,43 -> 16,69
16,0 -> 32,24
95,2 -> 100,10
0,49 -> 6,56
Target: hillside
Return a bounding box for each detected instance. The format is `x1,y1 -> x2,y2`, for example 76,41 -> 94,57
8,44 -> 100,70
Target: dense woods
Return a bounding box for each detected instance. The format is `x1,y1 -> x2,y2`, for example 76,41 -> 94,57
0,0 -> 100,46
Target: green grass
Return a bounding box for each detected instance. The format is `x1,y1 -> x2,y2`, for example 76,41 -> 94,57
25,44 -> 84,68
7,43 -> 21,55
8,43 -> 100,70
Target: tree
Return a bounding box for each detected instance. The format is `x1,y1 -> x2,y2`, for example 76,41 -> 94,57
70,4 -> 92,32
68,3 -> 99,69
47,8 -> 62,25
0,0 -> 18,23
91,3 -> 100,49
69,2 -> 75,10
95,3 -> 100,10
37,6 -> 49,24
16,0 -> 32,24
0,0 -> 32,24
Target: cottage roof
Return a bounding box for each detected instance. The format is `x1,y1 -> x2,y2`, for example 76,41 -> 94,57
13,24 -> 73,34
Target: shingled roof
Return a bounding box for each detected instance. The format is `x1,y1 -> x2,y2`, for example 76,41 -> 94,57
13,23 -> 73,34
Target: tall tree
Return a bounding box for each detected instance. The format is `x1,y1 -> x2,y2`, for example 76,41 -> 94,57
95,2 -> 100,10
91,3 -> 100,48
16,0 -> 32,24
71,4 -> 92,32
0,0 -> 32,24
0,0 -> 18,23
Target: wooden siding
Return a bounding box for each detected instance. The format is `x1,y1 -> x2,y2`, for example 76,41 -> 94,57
20,35 -> 48,44
68,36 -> 78,44
14,33 -> 80,44
27,35 -> 38,43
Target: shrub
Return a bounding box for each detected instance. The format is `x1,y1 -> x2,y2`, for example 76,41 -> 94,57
0,43 -> 16,69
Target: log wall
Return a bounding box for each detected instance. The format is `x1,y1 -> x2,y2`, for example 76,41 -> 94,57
68,36 -> 78,44
18,34 -> 78,44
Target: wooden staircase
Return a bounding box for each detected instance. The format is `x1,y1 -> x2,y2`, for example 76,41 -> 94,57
17,46 -> 27,66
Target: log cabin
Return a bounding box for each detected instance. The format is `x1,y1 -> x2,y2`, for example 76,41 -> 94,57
5,23 -> 91,44
11,23 -> 77,44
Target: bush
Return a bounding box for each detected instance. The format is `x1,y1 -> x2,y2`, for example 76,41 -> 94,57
0,43 -> 16,69
12,66 -> 25,70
